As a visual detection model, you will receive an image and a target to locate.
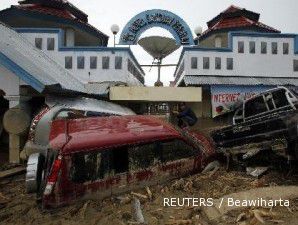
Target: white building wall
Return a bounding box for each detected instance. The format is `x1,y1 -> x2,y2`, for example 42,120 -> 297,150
20,31 -> 144,86
183,36 -> 298,78
0,66 -> 20,96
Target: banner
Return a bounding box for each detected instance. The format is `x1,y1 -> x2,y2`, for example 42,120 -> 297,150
211,85 -> 274,117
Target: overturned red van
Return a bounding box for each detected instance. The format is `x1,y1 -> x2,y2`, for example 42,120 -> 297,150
28,115 -> 215,208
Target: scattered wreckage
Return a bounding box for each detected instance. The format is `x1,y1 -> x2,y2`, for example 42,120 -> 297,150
21,96 -> 135,160
211,87 -> 298,168
25,115 -> 215,208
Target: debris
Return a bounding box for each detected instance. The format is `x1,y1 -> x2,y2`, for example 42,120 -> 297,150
202,161 -> 220,174
246,167 -> 268,178
165,219 -> 192,225
131,192 -> 148,200
242,148 -> 261,160
116,196 -> 131,205
79,201 -> 90,219
145,187 -> 152,201
252,210 -> 265,224
0,166 -> 26,179
236,212 -> 246,222
131,198 -> 145,224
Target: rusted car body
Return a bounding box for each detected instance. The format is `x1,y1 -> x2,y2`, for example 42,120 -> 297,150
211,87 -> 298,164
40,116 -> 214,208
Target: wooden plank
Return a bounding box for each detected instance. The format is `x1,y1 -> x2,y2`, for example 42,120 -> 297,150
0,166 -> 26,179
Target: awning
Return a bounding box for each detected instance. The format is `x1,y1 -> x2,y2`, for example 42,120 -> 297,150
183,75 -> 298,86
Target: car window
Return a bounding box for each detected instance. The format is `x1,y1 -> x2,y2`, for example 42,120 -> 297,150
70,150 -> 110,183
55,110 -> 85,119
128,142 -> 160,170
160,139 -> 196,163
272,89 -> 290,108
244,96 -> 268,118
264,93 -> 275,110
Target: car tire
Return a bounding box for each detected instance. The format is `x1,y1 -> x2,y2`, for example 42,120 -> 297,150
25,153 -> 45,193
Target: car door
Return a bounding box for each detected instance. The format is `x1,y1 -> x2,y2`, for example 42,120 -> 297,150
69,150 -> 113,201
157,138 -> 198,183
125,142 -> 161,192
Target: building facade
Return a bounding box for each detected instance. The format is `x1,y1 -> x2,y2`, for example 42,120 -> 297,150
174,6 -> 298,123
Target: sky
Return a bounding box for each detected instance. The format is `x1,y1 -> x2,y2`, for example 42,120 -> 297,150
0,0 -> 298,86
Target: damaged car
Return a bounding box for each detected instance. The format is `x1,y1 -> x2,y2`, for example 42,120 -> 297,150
211,86 -> 298,166
27,115 -> 215,208
22,97 -> 135,160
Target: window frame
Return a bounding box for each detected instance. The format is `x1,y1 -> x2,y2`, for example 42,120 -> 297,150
215,57 -> 221,70
226,58 -> 233,70
47,37 -> 55,51
261,42 -> 267,54
283,43 -> 289,55
77,56 -> 85,69
249,41 -> 255,54
90,56 -> 97,69
238,41 -> 244,53
102,56 -> 110,69
65,56 -> 73,69
35,37 -> 42,50
115,56 -> 123,70
191,57 -> 198,69
203,57 -> 210,69
271,42 -> 278,54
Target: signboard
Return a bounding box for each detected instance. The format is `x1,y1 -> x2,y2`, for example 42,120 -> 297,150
119,9 -> 194,45
211,85 -> 274,117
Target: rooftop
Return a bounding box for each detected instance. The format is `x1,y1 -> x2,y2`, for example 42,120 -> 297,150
200,5 -> 280,41
49,116 -> 181,154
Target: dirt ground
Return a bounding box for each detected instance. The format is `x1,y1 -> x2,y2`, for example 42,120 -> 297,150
0,167 -> 298,225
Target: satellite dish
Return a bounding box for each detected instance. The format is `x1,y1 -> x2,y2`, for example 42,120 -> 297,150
138,36 -> 180,60
138,36 -> 180,86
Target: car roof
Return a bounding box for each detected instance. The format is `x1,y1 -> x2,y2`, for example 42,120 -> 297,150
49,115 -> 181,154
46,96 -> 136,116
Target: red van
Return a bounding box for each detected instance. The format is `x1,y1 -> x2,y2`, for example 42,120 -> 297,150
27,115 -> 215,208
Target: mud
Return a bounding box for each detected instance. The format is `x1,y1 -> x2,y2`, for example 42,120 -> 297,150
0,169 -> 297,225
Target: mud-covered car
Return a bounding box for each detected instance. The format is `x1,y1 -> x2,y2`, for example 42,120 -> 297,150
27,115 -> 215,208
21,97 -> 135,160
211,87 -> 298,164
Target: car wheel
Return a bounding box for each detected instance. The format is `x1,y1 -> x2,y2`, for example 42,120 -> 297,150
25,153 -> 45,193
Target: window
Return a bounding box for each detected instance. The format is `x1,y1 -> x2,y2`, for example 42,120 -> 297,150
102,56 -> 110,69
245,96 -> 268,118
128,142 -> 159,170
115,56 -> 122,69
261,42 -> 267,54
272,89 -> 290,108
215,36 -> 222,48
77,56 -> 85,69
47,38 -> 55,51
160,139 -> 196,163
112,147 -> 128,174
238,41 -> 244,53
271,42 -> 278,54
65,56 -> 72,69
70,150 -> 110,183
191,57 -> 198,69
283,43 -> 289,55
294,60 -> 298,72
249,41 -> 255,54
203,57 -> 209,69
90,56 -> 97,69
35,38 -> 42,50
227,58 -> 233,70
215,57 -> 221,69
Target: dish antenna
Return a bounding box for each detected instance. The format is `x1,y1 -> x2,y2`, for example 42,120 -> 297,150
138,36 -> 180,86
